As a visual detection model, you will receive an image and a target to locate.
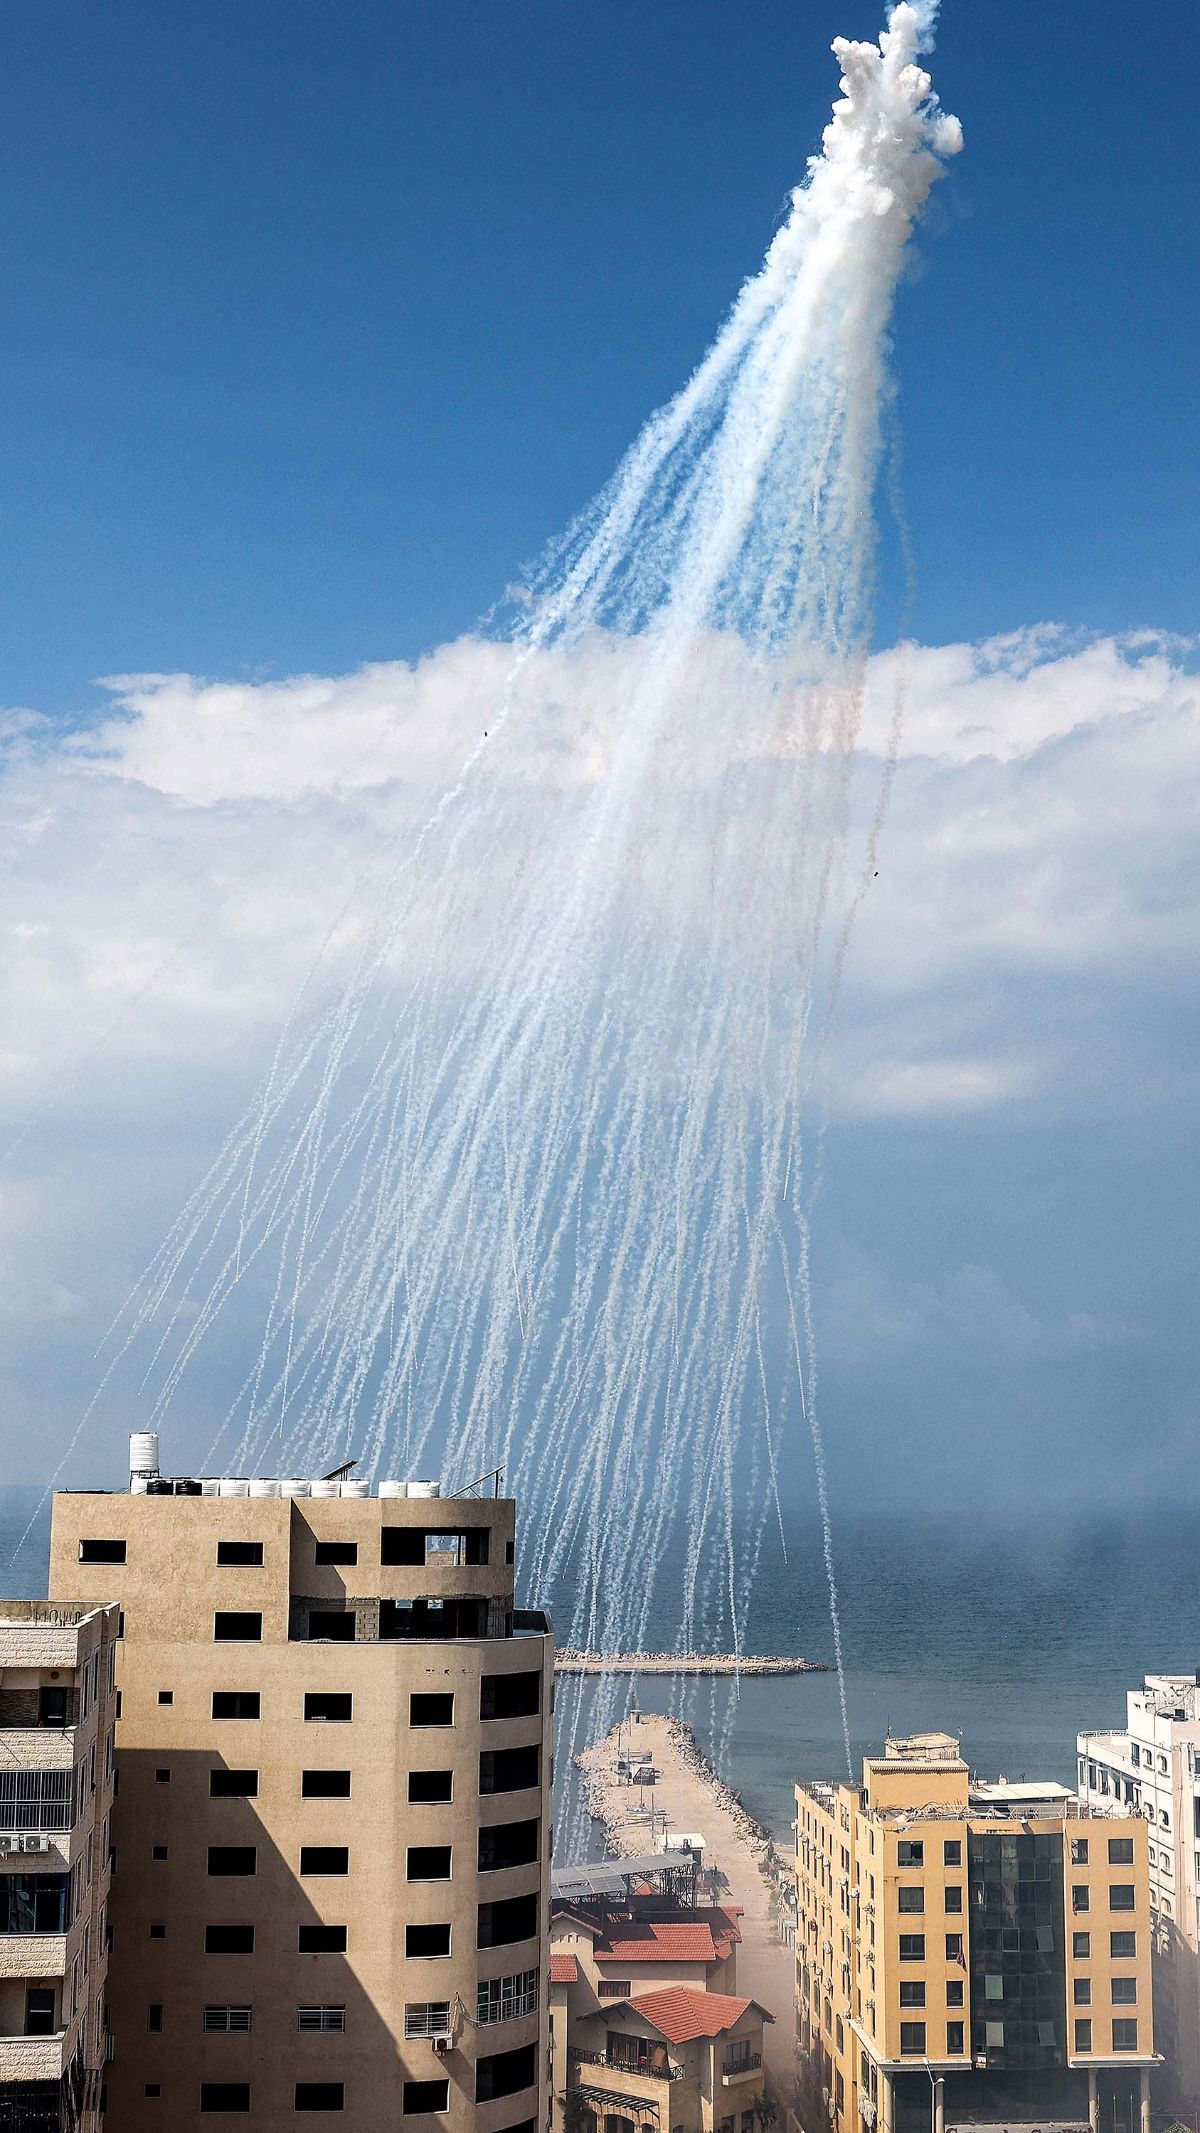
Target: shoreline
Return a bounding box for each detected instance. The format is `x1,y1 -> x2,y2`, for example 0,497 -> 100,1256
555,1649 -> 825,1676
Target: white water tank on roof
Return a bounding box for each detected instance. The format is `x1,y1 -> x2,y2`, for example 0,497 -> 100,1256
378,1480 -> 408,1498
281,1479 -> 311,1498
407,1480 -> 440,1499
130,1476 -> 150,1495
218,1478 -> 250,1498
200,1479 -> 221,1496
310,1479 -> 340,1498
340,1478 -> 370,1499
249,1479 -> 281,1497
129,1431 -> 159,1481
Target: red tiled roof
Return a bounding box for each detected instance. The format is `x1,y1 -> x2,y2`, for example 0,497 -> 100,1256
550,1954 -> 580,1985
694,1906 -> 743,1959
596,1920 -> 718,1965
551,1906 -> 603,1937
624,1986 -> 772,2044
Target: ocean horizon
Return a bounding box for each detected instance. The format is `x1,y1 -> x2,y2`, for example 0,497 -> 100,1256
6,1488 -> 1196,1844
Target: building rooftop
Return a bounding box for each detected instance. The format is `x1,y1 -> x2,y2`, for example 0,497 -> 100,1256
597,1921 -> 720,1966
622,1987 -> 771,2045
550,1954 -> 580,1986
969,1779 -> 1074,1808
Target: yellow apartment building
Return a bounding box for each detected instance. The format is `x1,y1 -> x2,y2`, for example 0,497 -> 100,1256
795,1733 -> 1157,2133
47,1444 -> 553,2132
0,1598 -> 118,2133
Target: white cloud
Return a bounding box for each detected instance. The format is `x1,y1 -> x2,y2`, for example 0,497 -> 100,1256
0,624 -> 1195,1484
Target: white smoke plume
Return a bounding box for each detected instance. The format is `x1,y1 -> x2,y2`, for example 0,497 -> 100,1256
58,3 -> 961,1811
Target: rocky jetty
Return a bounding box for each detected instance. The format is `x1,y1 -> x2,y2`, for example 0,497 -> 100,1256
554,1648 -> 824,1675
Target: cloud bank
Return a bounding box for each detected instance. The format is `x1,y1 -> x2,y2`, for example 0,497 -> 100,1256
0,625 -> 1195,1498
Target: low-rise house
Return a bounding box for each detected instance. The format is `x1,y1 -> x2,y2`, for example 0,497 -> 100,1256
568,1985 -> 773,2133
550,1855 -> 763,2133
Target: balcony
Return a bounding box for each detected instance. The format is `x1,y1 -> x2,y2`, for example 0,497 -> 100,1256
0,2030 -> 69,2081
477,1986 -> 539,2025
571,2049 -> 683,2086
722,2054 -> 763,2088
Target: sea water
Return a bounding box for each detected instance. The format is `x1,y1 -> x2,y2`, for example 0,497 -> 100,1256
10,1490 -> 1194,1841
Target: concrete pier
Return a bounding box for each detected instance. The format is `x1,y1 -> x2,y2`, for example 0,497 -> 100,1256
554,1648 -> 825,1675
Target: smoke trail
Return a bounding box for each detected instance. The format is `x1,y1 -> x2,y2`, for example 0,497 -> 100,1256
61,4 -> 960,1822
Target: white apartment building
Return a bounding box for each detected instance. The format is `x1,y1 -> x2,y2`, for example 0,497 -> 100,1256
1078,1674 -> 1200,2106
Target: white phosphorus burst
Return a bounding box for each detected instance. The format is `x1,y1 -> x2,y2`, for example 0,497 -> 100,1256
67,2 -> 960,1830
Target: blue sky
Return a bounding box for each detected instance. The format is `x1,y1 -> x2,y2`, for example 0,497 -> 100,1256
1,0 -> 1196,715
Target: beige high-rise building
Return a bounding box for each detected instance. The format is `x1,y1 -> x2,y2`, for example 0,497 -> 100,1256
48,1446 -> 553,2132
1078,1675 -> 1200,2107
0,1597 -> 118,2133
795,1732 -> 1158,2133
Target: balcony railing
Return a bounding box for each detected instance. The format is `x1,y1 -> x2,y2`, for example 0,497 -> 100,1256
477,1987 -> 539,2025
571,2050 -> 683,2084
723,2053 -> 761,2078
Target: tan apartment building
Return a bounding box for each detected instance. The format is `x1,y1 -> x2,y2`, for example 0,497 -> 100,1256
0,1597 -> 118,2133
48,1445 -> 553,2131
796,1732 -> 1157,2133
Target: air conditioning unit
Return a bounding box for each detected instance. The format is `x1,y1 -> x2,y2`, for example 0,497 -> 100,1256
21,1836 -> 50,1854
432,2036 -> 451,2055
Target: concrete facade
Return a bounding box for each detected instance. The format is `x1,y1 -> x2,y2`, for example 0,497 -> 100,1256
0,1598 -> 118,2133
795,1732 -> 1158,2133
49,1482 -> 553,2133
1078,1674 -> 1200,2107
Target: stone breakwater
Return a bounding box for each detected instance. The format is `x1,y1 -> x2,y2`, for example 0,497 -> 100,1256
555,1649 -> 825,1675
574,1711 -> 798,2105
577,1713 -> 789,1886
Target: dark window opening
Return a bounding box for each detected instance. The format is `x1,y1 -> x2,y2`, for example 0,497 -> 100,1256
480,1671 -> 540,1722
478,1894 -> 538,1949
298,1925 -> 347,1953
200,2085 -> 250,2113
213,1613 -> 262,1643
296,2084 -> 344,2111
305,1693 -> 352,1722
381,1595 -> 487,1641
147,2005 -> 163,2033
408,1845 -> 452,1881
403,2080 -> 449,2116
406,1923 -> 451,1959
475,2044 -> 536,2104
307,1610 -> 355,1643
480,1745 -> 540,1795
410,1693 -> 454,1728
79,1539 -> 126,1564
315,1541 -> 358,1566
216,1542 -> 263,1567
300,1846 -> 348,1876
302,1770 -> 351,1799
210,1770 -> 258,1799
205,1925 -> 254,1954
212,1692 -> 260,1720
409,1771 -> 453,1804
0,1876 -> 69,1935
24,1990 -> 55,2037
207,1848 -> 257,1877
479,1818 -> 539,1873
38,1687 -> 71,1728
